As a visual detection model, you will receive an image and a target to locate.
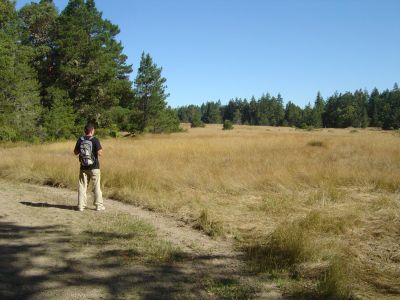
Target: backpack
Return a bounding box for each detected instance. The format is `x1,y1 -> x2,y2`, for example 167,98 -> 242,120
79,136 -> 95,167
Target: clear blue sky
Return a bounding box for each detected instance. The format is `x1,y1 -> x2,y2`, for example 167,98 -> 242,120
17,0 -> 400,108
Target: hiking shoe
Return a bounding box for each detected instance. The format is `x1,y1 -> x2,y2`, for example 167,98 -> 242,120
96,206 -> 105,211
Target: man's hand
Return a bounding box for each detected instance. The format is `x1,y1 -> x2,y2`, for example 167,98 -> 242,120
97,149 -> 103,156
74,149 -> 79,155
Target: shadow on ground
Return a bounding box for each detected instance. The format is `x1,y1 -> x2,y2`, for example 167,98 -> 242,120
20,201 -> 77,211
0,216 -> 249,299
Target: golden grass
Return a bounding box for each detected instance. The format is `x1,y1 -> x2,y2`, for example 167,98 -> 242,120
1,124 -> 400,298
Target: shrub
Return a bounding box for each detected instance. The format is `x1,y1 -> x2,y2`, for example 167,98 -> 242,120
150,108 -> 181,133
102,106 -> 131,131
95,128 -> 111,138
190,114 -> 205,128
223,120 -> 234,130
42,87 -> 76,141
0,126 -> 17,142
110,130 -> 119,138
109,124 -> 120,138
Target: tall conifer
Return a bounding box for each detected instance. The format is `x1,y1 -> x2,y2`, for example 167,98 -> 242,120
132,52 -> 178,133
54,0 -> 133,123
0,0 -> 41,141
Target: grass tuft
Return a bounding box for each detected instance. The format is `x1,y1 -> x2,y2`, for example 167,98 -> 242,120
307,140 -> 326,147
241,209 -> 359,298
204,278 -> 260,300
318,256 -> 353,300
193,209 -> 224,237
243,221 -> 311,272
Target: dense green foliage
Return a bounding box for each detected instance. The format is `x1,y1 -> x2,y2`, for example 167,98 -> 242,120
222,120 -> 233,130
130,53 -> 179,133
177,86 -> 400,129
0,0 -> 178,142
0,0 -> 41,141
177,104 -> 204,127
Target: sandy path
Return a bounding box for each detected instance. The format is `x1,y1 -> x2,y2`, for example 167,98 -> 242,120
0,180 -> 281,299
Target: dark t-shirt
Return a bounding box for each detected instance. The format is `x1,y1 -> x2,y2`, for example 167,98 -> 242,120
74,136 -> 102,170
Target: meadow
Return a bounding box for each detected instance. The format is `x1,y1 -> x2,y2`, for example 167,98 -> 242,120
1,124 -> 399,299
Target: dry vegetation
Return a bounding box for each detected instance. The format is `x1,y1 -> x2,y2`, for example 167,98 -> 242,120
1,124 -> 399,299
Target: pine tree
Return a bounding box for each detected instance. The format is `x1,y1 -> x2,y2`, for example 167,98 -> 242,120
132,52 -> 178,133
368,88 -> 381,127
54,0 -> 133,123
201,101 -> 222,124
233,109 -> 242,125
249,96 -> 259,125
222,99 -> 236,122
0,0 -> 41,141
352,89 -> 368,128
42,87 -> 76,140
258,94 -> 269,125
285,101 -> 303,127
382,85 -> 400,129
190,111 -> 204,128
302,103 -> 314,127
18,0 -> 58,108
275,93 -> 285,126
151,107 -> 180,133
312,92 -> 325,127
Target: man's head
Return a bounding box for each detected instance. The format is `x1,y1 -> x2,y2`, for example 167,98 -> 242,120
84,123 -> 95,136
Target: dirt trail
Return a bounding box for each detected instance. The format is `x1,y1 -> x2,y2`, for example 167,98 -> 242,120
0,180 -> 282,300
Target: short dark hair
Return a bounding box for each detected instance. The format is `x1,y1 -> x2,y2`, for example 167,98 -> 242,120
84,123 -> 95,134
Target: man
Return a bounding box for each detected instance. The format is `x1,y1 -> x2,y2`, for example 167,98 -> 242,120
74,123 -> 104,211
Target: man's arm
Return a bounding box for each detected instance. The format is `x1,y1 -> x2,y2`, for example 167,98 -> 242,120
73,140 -> 80,155
95,138 -> 103,157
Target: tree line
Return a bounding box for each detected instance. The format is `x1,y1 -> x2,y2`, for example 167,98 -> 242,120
176,85 -> 400,130
0,0 -> 179,142
1,0 -> 399,143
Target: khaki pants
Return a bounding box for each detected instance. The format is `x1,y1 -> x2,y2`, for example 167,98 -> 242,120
78,169 -> 103,209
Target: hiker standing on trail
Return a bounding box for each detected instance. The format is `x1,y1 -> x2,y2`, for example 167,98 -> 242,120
73,123 -> 104,212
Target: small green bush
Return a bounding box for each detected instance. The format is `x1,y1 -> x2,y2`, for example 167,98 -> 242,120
95,128 -> 111,138
110,131 -> 119,138
190,117 -> 205,128
0,126 -> 17,142
223,120 -> 234,130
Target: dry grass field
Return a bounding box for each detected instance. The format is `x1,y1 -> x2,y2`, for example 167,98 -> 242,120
1,124 -> 399,299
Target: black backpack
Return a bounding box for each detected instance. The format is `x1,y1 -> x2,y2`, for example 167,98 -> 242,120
79,136 -> 95,167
